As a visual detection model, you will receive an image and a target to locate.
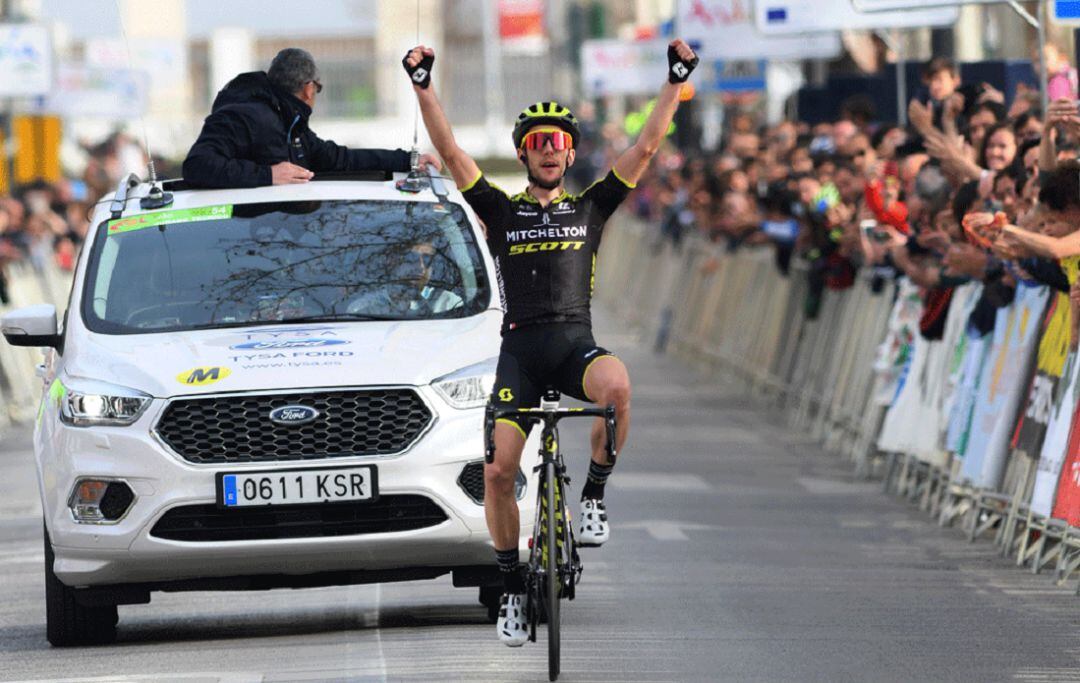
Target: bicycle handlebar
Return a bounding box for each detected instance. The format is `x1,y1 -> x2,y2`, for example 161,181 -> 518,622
484,404 -> 617,466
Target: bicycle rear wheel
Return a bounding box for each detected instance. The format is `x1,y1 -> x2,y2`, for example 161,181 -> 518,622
545,460 -> 561,681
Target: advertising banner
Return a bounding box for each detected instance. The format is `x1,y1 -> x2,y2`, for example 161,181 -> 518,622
38,64 -> 149,119
939,283 -> 982,445
580,40 -> 667,98
676,0 -> 841,61
1014,292 -> 1072,455
499,0 -> 547,53
1053,383 -> 1080,525
0,24 -> 51,96
872,278 -> 922,407
878,284 -> 979,467
961,284 -> 1050,488
1032,353 -> 1080,518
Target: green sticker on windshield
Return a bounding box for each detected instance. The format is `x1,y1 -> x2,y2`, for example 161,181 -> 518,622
107,205 -> 233,235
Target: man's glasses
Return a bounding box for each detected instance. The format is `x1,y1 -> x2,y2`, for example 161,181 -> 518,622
522,130 -> 573,151
309,80 -> 323,94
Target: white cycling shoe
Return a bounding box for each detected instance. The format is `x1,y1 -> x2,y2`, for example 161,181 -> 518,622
578,498 -> 610,547
497,593 -> 528,647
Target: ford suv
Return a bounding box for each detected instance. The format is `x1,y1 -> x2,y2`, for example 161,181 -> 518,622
1,168 -> 531,646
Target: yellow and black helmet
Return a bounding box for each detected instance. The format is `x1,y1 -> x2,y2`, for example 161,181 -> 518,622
512,101 -> 581,150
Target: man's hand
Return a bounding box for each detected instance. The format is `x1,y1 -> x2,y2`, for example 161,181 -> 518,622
908,99 -> 933,134
943,243 -> 989,279
944,93 -> 965,121
271,161 -> 314,185
667,39 -> 698,84
417,153 -> 443,172
403,46 -> 435,89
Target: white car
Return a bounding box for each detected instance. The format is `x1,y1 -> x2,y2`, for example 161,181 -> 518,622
1,168 -> 532,646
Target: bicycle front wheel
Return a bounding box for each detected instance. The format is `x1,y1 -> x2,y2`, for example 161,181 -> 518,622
545,460 -> 561,681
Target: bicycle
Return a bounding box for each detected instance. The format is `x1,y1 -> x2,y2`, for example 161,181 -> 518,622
484,389 -> 617,682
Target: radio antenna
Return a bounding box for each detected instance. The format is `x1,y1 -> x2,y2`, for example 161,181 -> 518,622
411,0 -> 420,171
114,0 -> 172,209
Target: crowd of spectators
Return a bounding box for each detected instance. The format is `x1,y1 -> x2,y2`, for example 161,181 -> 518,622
0,131 -> 162,304
630,49 -> 1080,333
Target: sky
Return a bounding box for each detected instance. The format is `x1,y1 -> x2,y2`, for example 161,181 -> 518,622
38,0 -> 377,40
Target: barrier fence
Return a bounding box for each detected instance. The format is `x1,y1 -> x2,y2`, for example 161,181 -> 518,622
0,262 -> 70,429
596,212 -> 1080,592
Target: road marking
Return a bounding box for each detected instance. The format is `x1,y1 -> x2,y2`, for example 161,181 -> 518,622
0,552 -> 42,566
797,476 -> 880,495
620,519 -> 718,541
610,472 -> 712,492
6,675 -> 264,683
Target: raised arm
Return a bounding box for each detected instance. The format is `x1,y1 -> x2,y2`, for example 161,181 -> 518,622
1003,223 -> 1080,259
404,46 -> 482,189
612,39 -> 698,187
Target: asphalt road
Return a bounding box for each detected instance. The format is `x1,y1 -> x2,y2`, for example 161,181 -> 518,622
2,313 -> 1080,682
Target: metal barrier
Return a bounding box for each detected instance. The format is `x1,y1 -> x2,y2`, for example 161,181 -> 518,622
0,262 -> 71,427
597,212 -> 1080,592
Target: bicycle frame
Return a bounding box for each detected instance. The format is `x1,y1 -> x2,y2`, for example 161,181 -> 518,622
483,393 -> 617,680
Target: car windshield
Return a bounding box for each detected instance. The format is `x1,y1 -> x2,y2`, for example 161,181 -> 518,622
82,199 -> 491,334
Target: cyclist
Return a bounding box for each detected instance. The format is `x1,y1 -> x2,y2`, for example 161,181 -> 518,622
403,39 -> 698,646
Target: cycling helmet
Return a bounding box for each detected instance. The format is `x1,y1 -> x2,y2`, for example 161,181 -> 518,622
512,101 -> 581,150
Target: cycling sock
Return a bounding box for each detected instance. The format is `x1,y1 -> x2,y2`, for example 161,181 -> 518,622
581,461 -> 614,500
496,548 -> 525,593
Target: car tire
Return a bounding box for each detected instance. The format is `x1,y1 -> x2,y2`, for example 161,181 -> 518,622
44,524 -> 118,647
479,585 -> 501,624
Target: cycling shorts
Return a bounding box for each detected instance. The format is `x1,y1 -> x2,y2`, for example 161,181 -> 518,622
491,322 -> 614,439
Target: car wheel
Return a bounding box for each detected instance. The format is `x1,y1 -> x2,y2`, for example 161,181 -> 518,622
479,585 -> 501,623
44,524 -> 118,646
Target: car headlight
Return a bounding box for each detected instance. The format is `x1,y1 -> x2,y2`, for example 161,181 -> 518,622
432,358 -> 497,409
56,378 -> 152,427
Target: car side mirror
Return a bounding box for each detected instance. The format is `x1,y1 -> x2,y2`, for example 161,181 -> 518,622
2,304 -> 62,349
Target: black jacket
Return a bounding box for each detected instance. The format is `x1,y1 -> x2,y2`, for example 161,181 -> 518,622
182,72 -> 410,188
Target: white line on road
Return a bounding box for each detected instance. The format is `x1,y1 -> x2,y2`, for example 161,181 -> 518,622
0,552 -> 42,566
798,476 -> 881,495
620,519 -> 718,541
611,472 -> 712,492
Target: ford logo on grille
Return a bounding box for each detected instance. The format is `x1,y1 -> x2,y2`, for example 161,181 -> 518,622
269,405 -> 320,426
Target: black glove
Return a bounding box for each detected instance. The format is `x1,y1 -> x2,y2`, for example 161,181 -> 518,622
402,49 -> 434,89
667,44 -> 698,84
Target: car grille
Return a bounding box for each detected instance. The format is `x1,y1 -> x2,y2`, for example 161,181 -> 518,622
155,388 -> 433,464
149,495 -> 448,542
457,461 -> 527,505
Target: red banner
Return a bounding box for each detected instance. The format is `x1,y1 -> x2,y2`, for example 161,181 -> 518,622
499,0 -> 544,41
1053,402 -> 1080,525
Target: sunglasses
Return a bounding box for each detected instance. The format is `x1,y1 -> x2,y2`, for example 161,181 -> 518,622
309,80 -> 323,94
522,130 -> 573,151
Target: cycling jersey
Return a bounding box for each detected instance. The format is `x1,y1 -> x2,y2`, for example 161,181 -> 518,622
461,170 -> 634,334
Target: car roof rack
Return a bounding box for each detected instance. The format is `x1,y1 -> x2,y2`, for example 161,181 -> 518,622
109,173 -> 142,219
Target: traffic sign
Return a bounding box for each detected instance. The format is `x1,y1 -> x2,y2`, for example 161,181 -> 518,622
713,60 -> 767,92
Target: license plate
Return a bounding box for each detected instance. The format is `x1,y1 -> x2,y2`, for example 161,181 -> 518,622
217,466 -> 378,508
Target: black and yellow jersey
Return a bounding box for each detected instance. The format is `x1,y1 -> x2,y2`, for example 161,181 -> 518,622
461,170 -> 634,334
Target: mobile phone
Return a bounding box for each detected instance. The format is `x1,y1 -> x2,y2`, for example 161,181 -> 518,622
861,218 -> 890,243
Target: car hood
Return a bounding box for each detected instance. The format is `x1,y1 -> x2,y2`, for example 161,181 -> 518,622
65,313 -> 502,398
